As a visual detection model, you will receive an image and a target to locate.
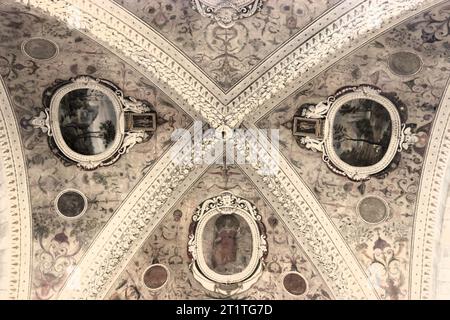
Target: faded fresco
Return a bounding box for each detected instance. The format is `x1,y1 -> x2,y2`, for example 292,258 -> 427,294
203,213 -> 253,275
258,1 -> 450,299
114,0 -> 341,91
107,165 -> 333,300
59,89 -> 117,156
0,0 -> 191,300
332,98 -> 392,167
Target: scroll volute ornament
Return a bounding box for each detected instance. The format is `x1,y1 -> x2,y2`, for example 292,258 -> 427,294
192,0 -> 264,28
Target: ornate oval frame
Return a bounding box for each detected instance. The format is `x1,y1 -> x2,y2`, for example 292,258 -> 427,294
49,77 -> 126,165
294,85 -> 415,181
30,76 -> 157,170
323,87 -> 402,179
188,192 -> 267,296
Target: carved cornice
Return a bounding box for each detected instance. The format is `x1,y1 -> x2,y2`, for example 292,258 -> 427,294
410,79 -> 450,300
0,77 -> 32,299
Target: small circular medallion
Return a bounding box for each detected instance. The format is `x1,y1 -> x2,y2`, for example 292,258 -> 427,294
388,51 -> 423,76
21,38 -> 59,61
54,189 -> 88,219
142,264 -> 169,290
283,272 -> 308,297
357,195 -> 390,224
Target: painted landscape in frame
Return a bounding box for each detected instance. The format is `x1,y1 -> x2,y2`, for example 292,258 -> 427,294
58,88 -> 118,156
332,98 -> 392,167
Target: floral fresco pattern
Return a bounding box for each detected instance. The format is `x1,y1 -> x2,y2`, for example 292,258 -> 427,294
107,165 -> 333,300
113,0 -> 341,91
0,0 -> 192,300
257,2 -> 450,300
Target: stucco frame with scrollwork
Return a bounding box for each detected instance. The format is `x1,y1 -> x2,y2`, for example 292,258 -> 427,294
295,85 -> 408,181
188,192 -> 267,296
31,76 -> 156,170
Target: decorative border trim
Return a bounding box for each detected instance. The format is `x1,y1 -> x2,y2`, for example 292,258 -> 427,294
0,76 -> 32,299
410,80 -> 450,300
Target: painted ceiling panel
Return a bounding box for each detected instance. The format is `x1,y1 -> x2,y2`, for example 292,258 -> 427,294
0,0 -> 191,300
113,0 -> 341,91
0,0 -> 449,301
106,165 -> 333,300
257,1 -> 450,300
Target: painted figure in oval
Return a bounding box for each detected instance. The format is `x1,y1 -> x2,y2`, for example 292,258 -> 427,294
203,213 -> 253,275
212,214 -> 240,270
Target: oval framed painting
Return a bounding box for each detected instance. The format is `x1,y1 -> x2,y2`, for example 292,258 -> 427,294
323,87 -> 401,180
31,76 -> 157,170
188,192 -> 267,296
49,77 -> 125,166
294,85 -> 406,181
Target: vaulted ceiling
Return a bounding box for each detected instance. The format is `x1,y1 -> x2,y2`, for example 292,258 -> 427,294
1,0 -> 450,300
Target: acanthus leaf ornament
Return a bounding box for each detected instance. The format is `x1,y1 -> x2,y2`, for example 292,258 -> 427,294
399,125 -> 420,151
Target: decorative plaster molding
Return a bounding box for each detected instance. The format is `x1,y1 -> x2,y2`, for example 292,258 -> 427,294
191,0 -> 264,28
58,131 -> 220,299
16,0 -> 226,129
245,0 -> 444,126
0,76 -> 32,299
410,80 -> 450,300
15,0 -> 443,130
238,123 -> 379,300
